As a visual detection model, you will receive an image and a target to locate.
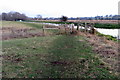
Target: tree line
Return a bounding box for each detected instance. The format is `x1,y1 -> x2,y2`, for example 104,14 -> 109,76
0,11 -> 28,21
0,11 -> 119,21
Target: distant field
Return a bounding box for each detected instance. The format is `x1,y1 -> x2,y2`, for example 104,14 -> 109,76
35,20 -> 119,24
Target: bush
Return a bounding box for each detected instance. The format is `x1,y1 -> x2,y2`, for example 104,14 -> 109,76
60,16 -> 68,22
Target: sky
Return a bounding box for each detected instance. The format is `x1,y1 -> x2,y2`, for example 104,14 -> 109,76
0,0 -> 119,18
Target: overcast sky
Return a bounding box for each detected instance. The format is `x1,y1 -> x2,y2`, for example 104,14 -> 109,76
0,0 -> 119,17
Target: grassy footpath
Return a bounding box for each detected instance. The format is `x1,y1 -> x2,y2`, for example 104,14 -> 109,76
2,35 -> 118,78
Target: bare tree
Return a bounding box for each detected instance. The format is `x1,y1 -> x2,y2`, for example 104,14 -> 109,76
1,11 -> 28,21
2,13 -> 8,20
36,15 -> 42,20
7,11 -> 15,21
60,16 -> 68,22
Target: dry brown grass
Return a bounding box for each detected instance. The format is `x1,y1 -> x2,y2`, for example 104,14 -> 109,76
37,20 -> 119,24
1,21 -> 44,40
77,31 -> 119,75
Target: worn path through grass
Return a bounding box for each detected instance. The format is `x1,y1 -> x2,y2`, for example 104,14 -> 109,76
2,35 -> 118,78
42,35 -> 117,78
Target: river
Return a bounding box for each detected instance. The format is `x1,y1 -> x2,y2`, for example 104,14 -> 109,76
95,28 -> 120,39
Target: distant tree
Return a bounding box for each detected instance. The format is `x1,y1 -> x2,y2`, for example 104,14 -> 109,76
7,11 -> 16,21
112,15 -> 120,20
60,16 -> 68,22
105,15 -> 109,20
19,14 -> 27,21
36,15 -> 42,20
2,13 -> 8,20
76,17 -> 80,20
6,12 -> 13,21
0,14 -> 1,20
1,11 -> 28,21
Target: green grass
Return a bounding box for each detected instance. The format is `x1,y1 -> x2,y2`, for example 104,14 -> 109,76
2,35 -> 118,78
22,22 -> 43,29
94,23 -> 120,29
1,21 -> 43,29
1,21 -> 31,28
96,31 -> 118,41
2,36 -> 55,78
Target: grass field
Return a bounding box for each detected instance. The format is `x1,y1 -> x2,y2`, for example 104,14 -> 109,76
25,20 -> 120,29
1,21 -> 119,78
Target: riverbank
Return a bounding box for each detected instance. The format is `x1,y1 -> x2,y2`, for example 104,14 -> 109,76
25,20 -> 120,29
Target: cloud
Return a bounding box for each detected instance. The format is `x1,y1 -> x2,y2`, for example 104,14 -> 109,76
0,0 -> 119,17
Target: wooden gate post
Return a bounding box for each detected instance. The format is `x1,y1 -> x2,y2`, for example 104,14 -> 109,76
64,24 -> 67,34
84,22 -> 87,32
90,23 -> 95,34
76,23 -> 80,31
72,23 -> 75,33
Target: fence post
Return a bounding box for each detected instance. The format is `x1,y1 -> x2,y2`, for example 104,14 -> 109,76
85,22 -> 88,33
72,23 -> 74,33
90,23 -> 95,34
76,23 -> 80,31
64,24 -> 67,34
